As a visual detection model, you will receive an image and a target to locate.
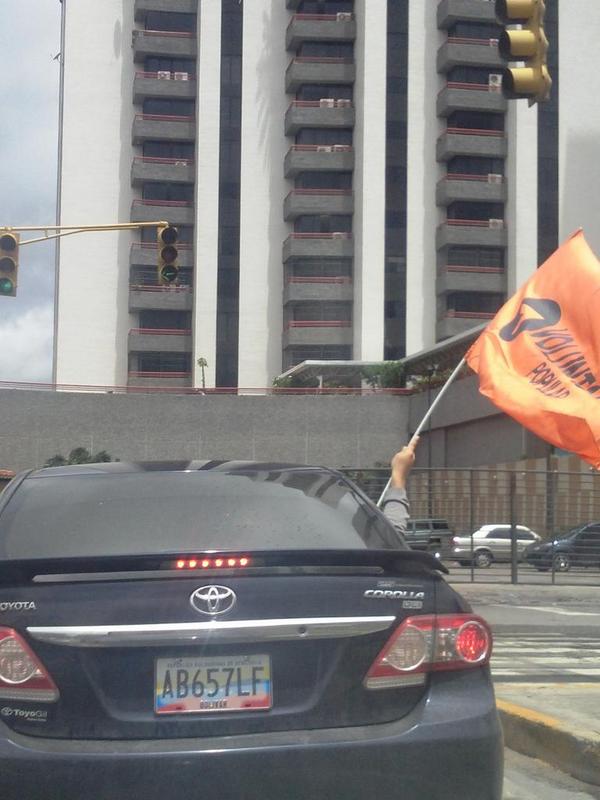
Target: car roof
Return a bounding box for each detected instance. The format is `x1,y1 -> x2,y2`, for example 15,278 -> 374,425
27,460 -> 338,480
478,524 -> 531,530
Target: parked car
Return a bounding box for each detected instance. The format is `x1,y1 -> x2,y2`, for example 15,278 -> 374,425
452,524 -> 541,568
405,518 -> 454,558
0,462 -> 502,800
525,522 -> 600,572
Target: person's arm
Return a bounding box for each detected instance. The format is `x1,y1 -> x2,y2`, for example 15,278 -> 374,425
380,437 -> 419,536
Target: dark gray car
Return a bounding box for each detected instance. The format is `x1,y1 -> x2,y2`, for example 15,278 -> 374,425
0,462 -> 503,800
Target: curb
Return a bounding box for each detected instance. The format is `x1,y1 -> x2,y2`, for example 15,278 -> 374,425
497,699 -> 600,786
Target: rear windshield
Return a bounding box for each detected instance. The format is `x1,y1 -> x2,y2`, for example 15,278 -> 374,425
0,469 -> 405,560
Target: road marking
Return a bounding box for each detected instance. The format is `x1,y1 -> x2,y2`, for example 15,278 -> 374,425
492,632 -> 600,680
514,605 -> 600,617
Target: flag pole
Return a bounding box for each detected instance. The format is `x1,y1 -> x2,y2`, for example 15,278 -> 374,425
376,356 -> 467,507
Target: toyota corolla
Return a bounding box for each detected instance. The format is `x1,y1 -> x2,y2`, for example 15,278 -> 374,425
0,461 -> 503,799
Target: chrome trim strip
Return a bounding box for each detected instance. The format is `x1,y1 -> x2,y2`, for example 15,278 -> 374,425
27,616 -> 396,648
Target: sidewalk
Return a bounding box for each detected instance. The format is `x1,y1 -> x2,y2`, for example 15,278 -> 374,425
449,581 -> 600,607
495,683 -> 600,787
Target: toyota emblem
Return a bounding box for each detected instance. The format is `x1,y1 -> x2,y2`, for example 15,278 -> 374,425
190,585 -> 237,616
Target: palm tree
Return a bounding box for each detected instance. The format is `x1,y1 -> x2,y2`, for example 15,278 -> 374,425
197,357 -> 208,390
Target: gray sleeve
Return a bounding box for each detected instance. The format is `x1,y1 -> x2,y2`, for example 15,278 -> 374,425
380,487 -> 410,535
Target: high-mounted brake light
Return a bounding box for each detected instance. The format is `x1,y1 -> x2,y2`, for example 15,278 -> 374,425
364,614 -> 491,690
174,556 -> 251,570
0,628 -> 59,702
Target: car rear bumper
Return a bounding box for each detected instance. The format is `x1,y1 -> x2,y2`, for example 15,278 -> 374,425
0,669 -> 503,800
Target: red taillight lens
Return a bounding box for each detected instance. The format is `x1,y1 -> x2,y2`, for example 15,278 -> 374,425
364,614 -> 492,690
0,628 -> 59,702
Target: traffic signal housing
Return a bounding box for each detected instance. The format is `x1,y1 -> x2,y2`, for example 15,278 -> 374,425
157,225 -> 179,285
0,232 -> 19,297
495,0 -> 552,105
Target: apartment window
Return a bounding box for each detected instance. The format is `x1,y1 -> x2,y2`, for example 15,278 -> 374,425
448,66 -> 499,84
142,183 -> 194,202
284,345 -> 352,369
295,128 -> 353,146
139,310 -> 191,330
143,141 -> 195,159
292,302 -> 352,321
296,84 -> 353,101
295,172 -> 352,190
216,0 -> 243,388
298,42 -> 354,59
448,156 -> 504,175
447,292 -> 504,313
447,247 -> 504,268
290,260 -> 352,278
297,1 -> 353,12
145,12 -> 196,33
448,22 -> 500,39
447,202 -> 504,221
144,57 -> 196,75
294,215 -> 352,233
143,99 -> 195,116
447,111 -> 504,131
137,353 -> 191,372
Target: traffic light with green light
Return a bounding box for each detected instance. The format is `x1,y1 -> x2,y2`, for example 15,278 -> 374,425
495,0 -> 552,105
157,224 -> 179,285
0,232 -> 19,297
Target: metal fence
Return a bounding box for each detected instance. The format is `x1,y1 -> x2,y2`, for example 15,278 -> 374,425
344,467 -> 600,585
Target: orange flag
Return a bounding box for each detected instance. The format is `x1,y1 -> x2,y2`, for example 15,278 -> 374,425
466,229 -> 600,469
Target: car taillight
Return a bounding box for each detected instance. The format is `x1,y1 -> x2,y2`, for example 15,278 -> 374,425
364,614 -> 492,690
0,628 -> 59,702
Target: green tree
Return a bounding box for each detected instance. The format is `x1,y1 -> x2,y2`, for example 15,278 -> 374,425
360,361 -> 405,389
44,448 -> 114,468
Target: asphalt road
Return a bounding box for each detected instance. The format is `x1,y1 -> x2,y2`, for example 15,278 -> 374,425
504,750 -> 600,799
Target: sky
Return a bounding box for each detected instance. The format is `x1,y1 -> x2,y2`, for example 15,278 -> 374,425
0,1 -> 61,382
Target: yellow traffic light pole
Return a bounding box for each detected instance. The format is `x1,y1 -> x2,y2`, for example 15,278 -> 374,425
2,221 -> 169,248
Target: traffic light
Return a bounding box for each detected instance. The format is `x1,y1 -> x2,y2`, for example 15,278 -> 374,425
157,224 -> 179,285
0,232 -> 19,297
495,0 -> 552,105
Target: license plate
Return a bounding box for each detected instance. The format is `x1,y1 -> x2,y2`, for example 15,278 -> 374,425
155,654 -> 272,714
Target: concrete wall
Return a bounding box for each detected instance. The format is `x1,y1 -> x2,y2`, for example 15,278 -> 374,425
56,0 -> 135,387
0,390 -> 408,473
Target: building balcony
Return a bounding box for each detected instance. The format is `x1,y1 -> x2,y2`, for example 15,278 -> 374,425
284,144 -> 354,178
437,37 -> 503,73
437,0 -> 498,29
286,13 -> 356,50
437,127 -> 507,161
132,113 -> 195,144
283,232 -> 354,262
129,285 -> 193,312
284,189 -> 353,221
436,174 -> 506,206
436,311 -> 496,340
133,72 -> 196,104
282,320 -> 353,348
436,82 -> 507,116
131,199 -> 195,226
132,29 -> 197,62
127,371 -> 192,389
284,100 -> 354,136
283,277 -> 353,305
131,156 -> 195,186
128,328 -> 192,353
437,266 -> 506,295
134,0 -> 197,21
285,58 -> 355,93
130,243 -> 194,270
436,219 -> 508,249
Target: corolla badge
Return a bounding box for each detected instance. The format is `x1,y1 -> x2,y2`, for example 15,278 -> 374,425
190,585 -> 237,616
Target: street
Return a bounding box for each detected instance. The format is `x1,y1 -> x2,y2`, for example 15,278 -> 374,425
447,563 -> 600,587
504,750 -> 600,799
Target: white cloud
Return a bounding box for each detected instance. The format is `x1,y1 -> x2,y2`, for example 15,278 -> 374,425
0,305 -> 53,382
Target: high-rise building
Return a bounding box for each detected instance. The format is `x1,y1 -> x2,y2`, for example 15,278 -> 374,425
54,0 -> 564,390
